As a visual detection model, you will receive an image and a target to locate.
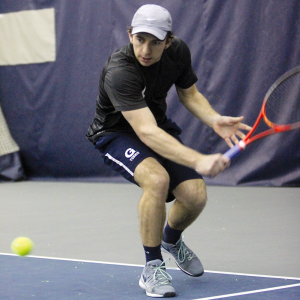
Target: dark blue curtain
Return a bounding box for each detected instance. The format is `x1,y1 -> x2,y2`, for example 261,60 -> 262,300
0,0 -> 299,185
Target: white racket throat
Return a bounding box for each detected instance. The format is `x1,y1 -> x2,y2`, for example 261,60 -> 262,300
238,140 -> 246,149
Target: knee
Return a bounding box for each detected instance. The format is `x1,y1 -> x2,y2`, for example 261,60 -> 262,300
188,196 -> 206,216
187,188 -> 207,212
145,169 -> 170,196
140,171 -> 170,205
134,158 -> 170,198
196,180 -> 207,207
194,188 -> 207,211
175,179 -> 207,211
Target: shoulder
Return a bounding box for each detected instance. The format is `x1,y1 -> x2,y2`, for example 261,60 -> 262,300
105,65 -> 143,90
104,43 -> 136,72
110,43 -> 135,64
166,37 -> 191,57
103,44 -> 143,86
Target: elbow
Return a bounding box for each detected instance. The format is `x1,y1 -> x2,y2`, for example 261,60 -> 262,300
134,124 -> 158,146
135,127 -> 152,144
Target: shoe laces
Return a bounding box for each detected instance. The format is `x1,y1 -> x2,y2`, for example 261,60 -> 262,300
177,236 -> 194,263
151,259 -> 172,286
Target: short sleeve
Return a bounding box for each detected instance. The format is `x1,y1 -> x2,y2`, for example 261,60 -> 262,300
104,66 -> 147,111
174,39 -> 198,89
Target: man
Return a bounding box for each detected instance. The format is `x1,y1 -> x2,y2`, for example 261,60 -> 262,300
87,4 -> 250,298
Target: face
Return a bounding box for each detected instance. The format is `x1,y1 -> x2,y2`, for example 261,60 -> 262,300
128,32 -> 172,67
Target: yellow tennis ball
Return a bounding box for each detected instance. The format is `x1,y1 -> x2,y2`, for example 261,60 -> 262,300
11,237 -> 34,256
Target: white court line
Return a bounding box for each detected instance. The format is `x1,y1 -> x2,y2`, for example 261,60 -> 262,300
192,283 -> 300,300
0,253 -> 143,268
1,252 -> 300,282
204,270 -> 300,281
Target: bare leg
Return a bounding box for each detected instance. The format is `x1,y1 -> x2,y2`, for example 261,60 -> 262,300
160,179 -> 207,277
135,158 -> 177,297
168,179 -> 207,231
134,157 -> 170,247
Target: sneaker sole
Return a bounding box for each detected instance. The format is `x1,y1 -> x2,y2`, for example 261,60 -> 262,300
139,278 -> 176,298
161,246 -> 204,277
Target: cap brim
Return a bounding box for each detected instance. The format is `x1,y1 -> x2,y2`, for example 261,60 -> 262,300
131,26 -> 167,41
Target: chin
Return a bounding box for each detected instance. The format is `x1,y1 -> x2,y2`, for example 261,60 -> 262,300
139,60 -> 152,67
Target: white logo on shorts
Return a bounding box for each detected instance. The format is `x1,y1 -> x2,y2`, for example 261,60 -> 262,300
125,148 -> 140,161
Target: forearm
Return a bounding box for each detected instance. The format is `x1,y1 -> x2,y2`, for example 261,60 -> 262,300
177,85 -> 220,128
121,107 -> 229,177
137,125 -> 203,169
186,93 -> 220,127
177,85 -> 251,146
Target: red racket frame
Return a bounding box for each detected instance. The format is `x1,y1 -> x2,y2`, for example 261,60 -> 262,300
224,66 -> 300,159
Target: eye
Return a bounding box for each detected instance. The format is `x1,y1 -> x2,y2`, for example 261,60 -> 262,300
153,41 -> 161,46
135,36 -> 144,43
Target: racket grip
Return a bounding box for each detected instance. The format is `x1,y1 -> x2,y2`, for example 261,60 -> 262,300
223,141 -> 245,159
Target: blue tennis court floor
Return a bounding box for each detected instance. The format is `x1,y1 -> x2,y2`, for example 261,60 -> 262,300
1,253 -> 299,299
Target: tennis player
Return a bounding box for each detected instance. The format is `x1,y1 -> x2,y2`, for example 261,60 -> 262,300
87,4 -> 250,298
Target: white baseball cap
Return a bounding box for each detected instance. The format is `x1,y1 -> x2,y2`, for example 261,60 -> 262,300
131,4 -> 172,40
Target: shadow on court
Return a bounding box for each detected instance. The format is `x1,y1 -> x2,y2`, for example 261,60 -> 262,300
1,254 -> 299,300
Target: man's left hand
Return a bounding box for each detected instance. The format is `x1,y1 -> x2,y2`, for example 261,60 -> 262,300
212,116 -> 252,148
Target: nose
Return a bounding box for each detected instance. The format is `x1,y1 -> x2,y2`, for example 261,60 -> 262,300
142,42 -> 151,56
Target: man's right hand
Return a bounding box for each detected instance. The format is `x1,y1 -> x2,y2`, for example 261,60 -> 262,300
195,154 -> 230,178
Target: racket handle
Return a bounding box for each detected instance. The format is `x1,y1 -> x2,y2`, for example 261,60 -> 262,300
223,141 -> 246,159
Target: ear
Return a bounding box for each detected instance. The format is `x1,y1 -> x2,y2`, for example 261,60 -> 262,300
164,37 -> 173,49
128,32 -> 133,44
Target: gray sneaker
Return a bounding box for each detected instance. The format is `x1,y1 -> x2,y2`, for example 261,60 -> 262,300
139,259 -> 176,298
161,236 -> 204,277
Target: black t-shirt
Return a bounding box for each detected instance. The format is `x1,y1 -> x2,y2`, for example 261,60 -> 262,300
86,37 -> 198,144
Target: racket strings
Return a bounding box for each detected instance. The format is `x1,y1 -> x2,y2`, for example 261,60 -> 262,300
265,71 -> 300,125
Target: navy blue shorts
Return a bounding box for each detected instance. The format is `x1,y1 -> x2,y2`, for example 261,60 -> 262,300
95,120 -> 202,202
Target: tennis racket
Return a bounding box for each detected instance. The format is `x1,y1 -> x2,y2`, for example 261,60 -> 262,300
224,66 -> 300,159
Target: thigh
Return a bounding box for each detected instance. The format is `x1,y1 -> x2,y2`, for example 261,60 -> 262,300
159,122 -> 203,197
173,178 -> 207,208
173,179 -> 207,213
95,133 -> 162,185
163,159 -> 203,192
134,157 -> 170,193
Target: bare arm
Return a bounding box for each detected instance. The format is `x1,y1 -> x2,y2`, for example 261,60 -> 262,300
176,84 -> 252,147
176,84 -> 220,127
122,107 -> 229,177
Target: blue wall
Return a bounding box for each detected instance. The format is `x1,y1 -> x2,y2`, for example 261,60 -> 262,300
1,0 -> 299,185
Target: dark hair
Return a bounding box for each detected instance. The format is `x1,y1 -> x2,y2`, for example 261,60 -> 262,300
127,26 -> 174,42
